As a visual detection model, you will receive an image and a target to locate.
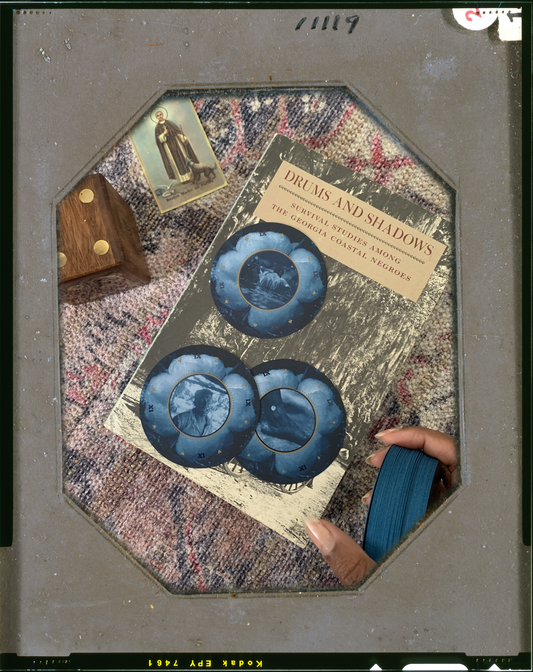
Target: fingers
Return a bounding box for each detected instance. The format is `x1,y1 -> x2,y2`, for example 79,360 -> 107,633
304,428 -> 457,585
366,426 -> 458,489
361,489 -> 372,505
304,518 -> 376,586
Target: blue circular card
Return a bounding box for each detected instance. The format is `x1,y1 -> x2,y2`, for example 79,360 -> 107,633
235,360 -> 346,484
210,223 -> 327,338
140,345 -> 260,468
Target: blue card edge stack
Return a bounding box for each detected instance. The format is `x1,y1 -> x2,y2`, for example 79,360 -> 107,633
362,444 -> 440,564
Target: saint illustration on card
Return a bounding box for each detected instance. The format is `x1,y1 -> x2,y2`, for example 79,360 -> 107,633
130,97 -> 226,213
154,109 -> 200,185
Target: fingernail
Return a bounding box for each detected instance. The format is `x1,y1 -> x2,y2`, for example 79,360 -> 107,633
375,426 -> 403,439
365,452 -> 379,465
361,490 -> 372,504
304,517 -> 335,555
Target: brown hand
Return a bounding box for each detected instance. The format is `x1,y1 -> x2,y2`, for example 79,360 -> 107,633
304,518 -> 376,586
305,427 -> 458,585
362,426 -> 458,503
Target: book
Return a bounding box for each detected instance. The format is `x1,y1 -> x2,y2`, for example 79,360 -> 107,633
105,134 -> 453,547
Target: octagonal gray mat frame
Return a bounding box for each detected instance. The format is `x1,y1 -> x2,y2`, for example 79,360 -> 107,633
5,6 -> 529,658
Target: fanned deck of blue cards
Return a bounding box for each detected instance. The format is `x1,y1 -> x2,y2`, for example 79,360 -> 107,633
363,445 -> 439,563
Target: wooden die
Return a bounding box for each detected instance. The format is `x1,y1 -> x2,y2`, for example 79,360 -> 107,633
57,173 -> 150,304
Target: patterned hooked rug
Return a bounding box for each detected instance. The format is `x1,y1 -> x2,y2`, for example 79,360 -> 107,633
60,88 -> 458,594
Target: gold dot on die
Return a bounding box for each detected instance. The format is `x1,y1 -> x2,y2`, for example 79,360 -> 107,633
242,383 -> 246,386
244,420 -> 248,424
152,425 -> 156,429
221,265 -> 225,269
225,300 -> 229,304
245,237 -> 249,241
79,188 -> 94,203
312,290 -> 316,295
58,252 -> 67,268
253,323 -> 257,327
309,256 -> 312,260
94,240 -> 110,255
181,452 -> 185,455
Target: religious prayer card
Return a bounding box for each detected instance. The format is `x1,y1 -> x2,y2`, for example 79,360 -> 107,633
129,97 -> 227,213
105,134 -> 453,547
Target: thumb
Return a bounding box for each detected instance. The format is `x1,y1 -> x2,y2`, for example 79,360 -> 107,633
304,518 -> 376,586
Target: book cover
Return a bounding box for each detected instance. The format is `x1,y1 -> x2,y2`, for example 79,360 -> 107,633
105,134 -> 453,547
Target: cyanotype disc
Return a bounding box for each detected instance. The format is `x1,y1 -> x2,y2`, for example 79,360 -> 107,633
210,222 -> 327,338
140,345 -> 260,468
235,360 -> 346,484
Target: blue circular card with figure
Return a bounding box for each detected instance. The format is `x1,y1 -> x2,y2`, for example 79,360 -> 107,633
235,360 -> 346,484
210,222 -> 327,338
140,345 -> 260,469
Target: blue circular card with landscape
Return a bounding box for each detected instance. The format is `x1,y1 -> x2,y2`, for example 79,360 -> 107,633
210,222 -> 327,339
235,360 -> 346,484
140,345 -> 260,469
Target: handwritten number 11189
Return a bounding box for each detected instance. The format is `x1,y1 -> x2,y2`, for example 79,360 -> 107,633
296,15 -> 360,33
